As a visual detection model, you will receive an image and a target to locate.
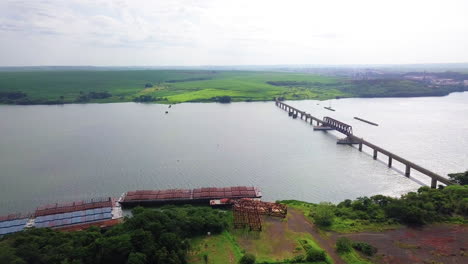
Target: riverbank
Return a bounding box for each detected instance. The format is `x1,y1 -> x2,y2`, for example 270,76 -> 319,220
1,195 -> 466,264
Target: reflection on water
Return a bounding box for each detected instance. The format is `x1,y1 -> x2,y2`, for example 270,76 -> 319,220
1,92 -> 467,214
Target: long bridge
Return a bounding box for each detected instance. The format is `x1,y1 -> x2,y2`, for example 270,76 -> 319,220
275,99 -> 454,188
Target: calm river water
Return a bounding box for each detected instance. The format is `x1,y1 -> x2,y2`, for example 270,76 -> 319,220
1,92 -> 467,214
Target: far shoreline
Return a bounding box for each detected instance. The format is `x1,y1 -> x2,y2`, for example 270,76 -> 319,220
1,90 -> 467,107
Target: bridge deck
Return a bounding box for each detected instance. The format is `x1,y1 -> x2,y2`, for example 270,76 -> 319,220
275,99 -> 454,187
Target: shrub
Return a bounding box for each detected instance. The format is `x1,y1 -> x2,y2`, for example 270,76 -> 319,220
448,171 -> 468,185
291,254 -> 305,263
127,252 -> 147,264
352,242 -> 377,256
336,237 -> 352,253
218,96 -> 232,103
0,91 -> 27,100
133,95 -> 155,102
311,202 -> 335,227
306,248 -> 326,262
239,253 -> 256,264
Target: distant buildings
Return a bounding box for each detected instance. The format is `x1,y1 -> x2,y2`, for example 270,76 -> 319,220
404,74 -> 465,86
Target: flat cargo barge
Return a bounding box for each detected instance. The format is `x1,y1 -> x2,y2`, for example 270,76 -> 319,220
1,197 -> 123,236
1,186 -> 262,236
119,186 -> 262,206
354,116 -> 379,126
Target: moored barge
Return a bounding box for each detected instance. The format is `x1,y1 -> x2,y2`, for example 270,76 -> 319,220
0,197 -> 123,236
119,186 -> 262,206
1,186 -> 261,236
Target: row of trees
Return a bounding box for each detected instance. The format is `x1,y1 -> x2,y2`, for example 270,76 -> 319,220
0,91 -> 115,105
133,95 -> 168,103
0,206 -> 230,264
75,91 -> 112,102
311,184 -> 468,226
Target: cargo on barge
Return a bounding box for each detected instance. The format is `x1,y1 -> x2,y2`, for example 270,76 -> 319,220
0,214 -> 30,236
119,186 -> 262,206
33,197 -> 122,230
0,197 -> 123,236
1,186 -> 262,236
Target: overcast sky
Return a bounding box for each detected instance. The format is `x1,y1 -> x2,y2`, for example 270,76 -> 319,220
1,0 -> 467,66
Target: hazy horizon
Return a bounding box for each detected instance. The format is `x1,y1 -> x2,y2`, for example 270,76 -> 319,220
1,0 -> 468,66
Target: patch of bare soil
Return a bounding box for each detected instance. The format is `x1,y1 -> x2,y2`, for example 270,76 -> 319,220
235,215 -> 297,261
337,224 -> 468,264
268,216 -> 297,253
288,209 -> 345,264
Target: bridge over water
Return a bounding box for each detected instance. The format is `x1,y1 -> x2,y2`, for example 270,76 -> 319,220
275,100 -> 454,188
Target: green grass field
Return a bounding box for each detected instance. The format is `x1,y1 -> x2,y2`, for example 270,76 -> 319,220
280,200 -> 399,234
339,250 -> 374,264
2,69 -> 462,105
0,70 -> 346,104
188,231 -> 243,264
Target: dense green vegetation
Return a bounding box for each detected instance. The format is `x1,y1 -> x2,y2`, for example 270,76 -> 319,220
0,206 -> 229,264
188,231 -> 243,264
448,170 -> 468,185
282,185 -> 468,232
336,238 -> 377,257
1,183 -> 467,263
335,238 -> 375,264
2,69 -> 465,105
239,253 -> 256,264
340,79 -> 466,98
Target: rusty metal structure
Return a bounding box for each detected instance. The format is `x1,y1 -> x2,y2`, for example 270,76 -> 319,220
323,116 -> 353,135
233,199 -> 287,231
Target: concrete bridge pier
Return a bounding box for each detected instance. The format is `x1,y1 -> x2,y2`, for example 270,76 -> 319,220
337,136 -> 361,144
405,165 -> 411,177
358,142 -> 363,151
373,149 -> 378,160
388,156 -> 393,167
431,178 -> 437,188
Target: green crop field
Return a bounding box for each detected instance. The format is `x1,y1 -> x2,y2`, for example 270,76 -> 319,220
1,69 -> 464,105
0,70 -> 347,104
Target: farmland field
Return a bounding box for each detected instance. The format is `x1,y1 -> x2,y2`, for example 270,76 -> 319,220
0,70 -> 346,104
1,69 -> 465,105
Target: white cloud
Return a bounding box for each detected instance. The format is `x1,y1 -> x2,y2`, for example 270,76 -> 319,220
0,0 -> 467,65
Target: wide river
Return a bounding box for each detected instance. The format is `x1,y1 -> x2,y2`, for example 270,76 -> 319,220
1,93 -> 467,214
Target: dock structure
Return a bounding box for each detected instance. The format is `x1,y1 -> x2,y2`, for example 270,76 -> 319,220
233,199 -> 287,231
275,99 -> 454,188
